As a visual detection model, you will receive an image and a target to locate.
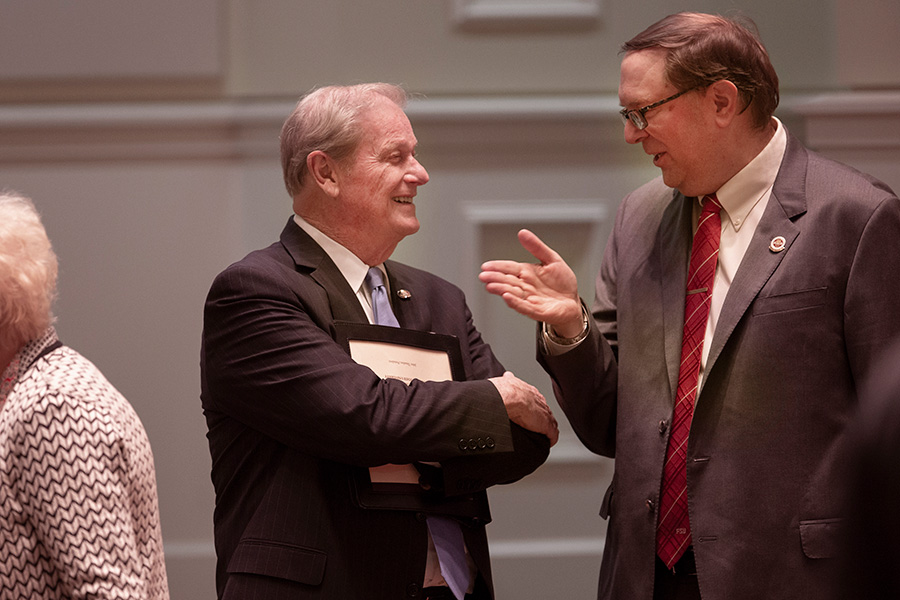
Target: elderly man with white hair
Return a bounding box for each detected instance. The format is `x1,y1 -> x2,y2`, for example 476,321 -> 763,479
0,191 -> 169,599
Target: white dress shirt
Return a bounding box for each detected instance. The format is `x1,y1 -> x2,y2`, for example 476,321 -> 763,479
293,214 -> 376,319
698,117 -> 786,378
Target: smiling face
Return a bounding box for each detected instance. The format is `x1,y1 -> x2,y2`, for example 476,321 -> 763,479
332,95 -> 429,264
619,49 -> 720,197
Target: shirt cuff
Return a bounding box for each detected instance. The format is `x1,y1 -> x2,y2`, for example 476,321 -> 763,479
541,300 -> 589,355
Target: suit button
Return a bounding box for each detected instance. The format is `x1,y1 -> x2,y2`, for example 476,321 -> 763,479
486,437 -> 495,449
658,420 -> 668,435
407,583 -> 421,597
477,437 -> 487,449
468,438 -> 478,450
415,512 -> 427,522
458,438 -> 468,451
646,499 -> 655,512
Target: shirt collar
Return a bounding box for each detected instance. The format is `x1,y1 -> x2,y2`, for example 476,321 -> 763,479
711,117 -> 787,231
1,327 -> 58,407
293,214 -> 373,294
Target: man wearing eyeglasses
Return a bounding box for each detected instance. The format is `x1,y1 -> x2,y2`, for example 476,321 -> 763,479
480,11 -> 900,600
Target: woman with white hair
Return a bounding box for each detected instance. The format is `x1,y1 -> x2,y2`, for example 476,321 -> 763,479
0,191 -> 169,599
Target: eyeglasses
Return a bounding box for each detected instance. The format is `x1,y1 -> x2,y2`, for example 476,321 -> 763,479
619,88 -> 693,130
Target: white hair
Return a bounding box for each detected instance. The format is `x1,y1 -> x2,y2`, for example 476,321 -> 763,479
0,191 -> 58,351
280,82 -> 410,197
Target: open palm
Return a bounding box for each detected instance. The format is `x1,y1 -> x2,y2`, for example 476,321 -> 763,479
479,229 -> 582,334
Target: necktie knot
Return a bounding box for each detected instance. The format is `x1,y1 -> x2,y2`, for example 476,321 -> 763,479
702,194 -> 722,215
366,266 -> 386,290
366,266 -> 400,328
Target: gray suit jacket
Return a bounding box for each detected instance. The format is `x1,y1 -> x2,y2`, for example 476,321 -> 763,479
201,219 -> 550,600
541,131 -> 900,600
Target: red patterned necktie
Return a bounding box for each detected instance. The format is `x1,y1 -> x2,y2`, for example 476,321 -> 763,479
657,195 -> 723,569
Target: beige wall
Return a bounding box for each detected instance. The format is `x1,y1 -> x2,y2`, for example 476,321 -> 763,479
225,0 -> 839,97
1,1 -> 899,598
4,0 -> 882,102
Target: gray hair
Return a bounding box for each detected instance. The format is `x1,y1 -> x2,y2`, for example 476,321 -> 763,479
280,83 -> 409,197
0,192 -> 58,351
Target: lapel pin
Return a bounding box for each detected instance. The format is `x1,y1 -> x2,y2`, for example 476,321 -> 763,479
397,289 -> 412,300
769,236 -> 787,253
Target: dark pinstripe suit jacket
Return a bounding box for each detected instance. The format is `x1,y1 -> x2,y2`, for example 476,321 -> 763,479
200,219 -> 550,600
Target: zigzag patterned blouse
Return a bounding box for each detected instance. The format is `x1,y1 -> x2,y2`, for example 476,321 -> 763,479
0,328 -> 169,599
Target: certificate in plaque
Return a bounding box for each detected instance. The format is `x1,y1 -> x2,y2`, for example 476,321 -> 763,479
334,321 -> 487,517
335,321 -> 465,384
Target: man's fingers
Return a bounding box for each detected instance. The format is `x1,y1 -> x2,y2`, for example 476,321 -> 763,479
479,268 -> 527,289
480,259 -> 526,277
547,419 -> 559,446
492,372 -> 559,445
481,281 -> 526,305
498,291 -> 545,321
532,404 -> 559,447
517,229 -> 561,266
480,264 -> 533,303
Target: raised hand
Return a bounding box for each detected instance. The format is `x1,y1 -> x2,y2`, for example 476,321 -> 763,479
479,229 -> 583,337
489,371 -> 559,446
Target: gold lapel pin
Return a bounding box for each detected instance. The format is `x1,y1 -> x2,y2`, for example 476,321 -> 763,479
769,236 -> 787,253
397,289 -> 412,300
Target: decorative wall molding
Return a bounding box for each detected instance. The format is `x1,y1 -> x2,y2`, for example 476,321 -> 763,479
790,91 -> 900,151
13,91 -> 893,164
452,0 -> 602,31
0,95 -> 624,163
0,102 -> 289,163
8,92 -> 883,164
490,536 -> 604,558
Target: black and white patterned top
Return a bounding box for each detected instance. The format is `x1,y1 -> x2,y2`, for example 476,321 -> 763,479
0,328 -> 169,599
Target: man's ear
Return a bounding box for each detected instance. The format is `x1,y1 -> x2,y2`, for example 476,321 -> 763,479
307,150 -> 341,197
708,79 -> 741,126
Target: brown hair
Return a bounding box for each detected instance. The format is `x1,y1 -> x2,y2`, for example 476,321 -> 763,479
622,12 -> 779,130
280,83 -> 409,198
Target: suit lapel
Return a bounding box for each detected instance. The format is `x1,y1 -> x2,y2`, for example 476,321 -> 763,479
659,194 -> 694,399
704,132 -> 809,378
384,261 -> 430,332
279,218 -> 368,324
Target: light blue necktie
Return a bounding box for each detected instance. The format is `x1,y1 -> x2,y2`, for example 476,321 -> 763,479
365,266 -> 471,600
366,266 -> 401,328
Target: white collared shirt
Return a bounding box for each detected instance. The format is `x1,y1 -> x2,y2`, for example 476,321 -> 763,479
293,214 -> 380,320
698,118 -> 787,376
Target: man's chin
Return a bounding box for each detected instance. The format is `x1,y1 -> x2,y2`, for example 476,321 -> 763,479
661,171 -> 688,195
395,220 -> 420,240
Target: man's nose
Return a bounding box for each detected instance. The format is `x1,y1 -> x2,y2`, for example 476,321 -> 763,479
407,159 -> 429,185
623,121 -> 647,145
